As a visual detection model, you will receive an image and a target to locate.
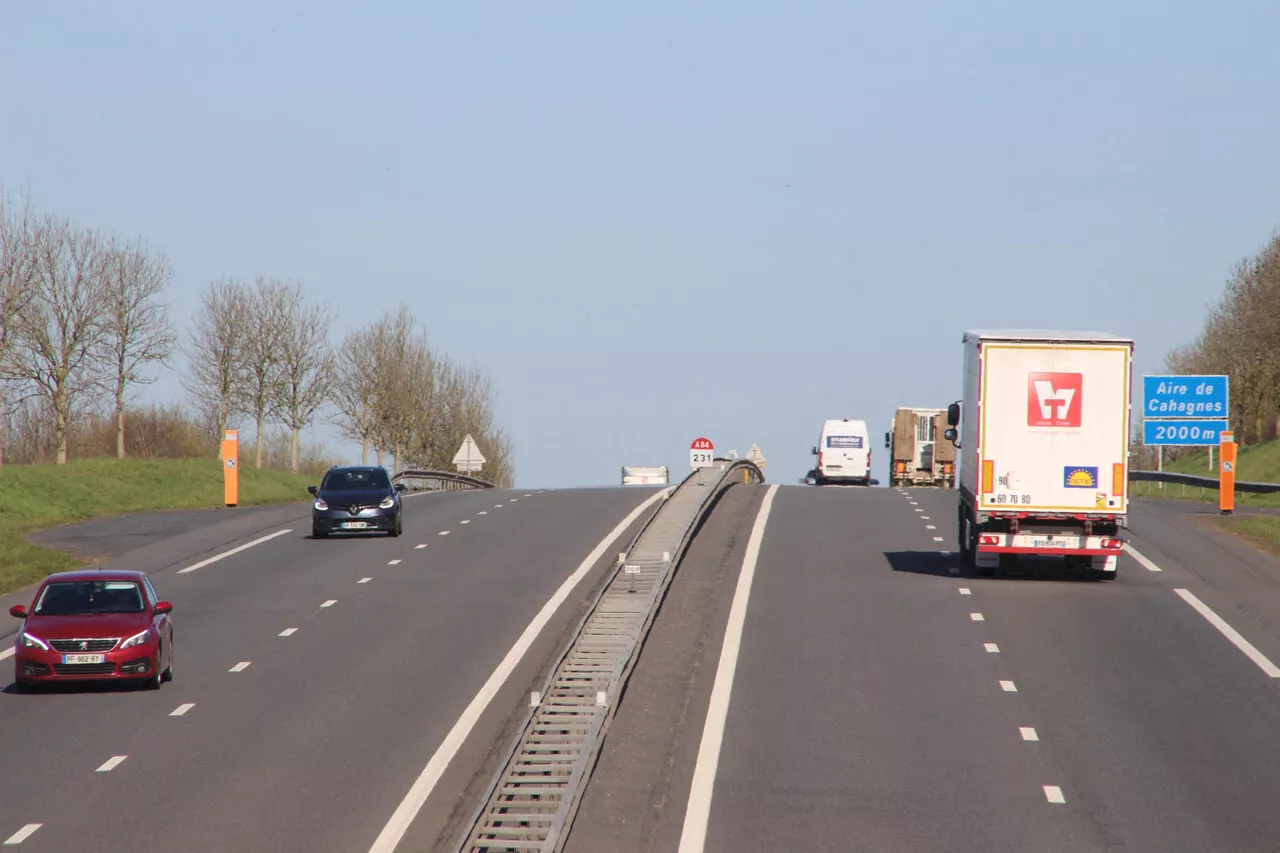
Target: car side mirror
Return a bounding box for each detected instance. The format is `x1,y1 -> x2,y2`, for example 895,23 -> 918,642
154,601 -> 173,615
811,446 -> 818,455
944,428 -> 958,442
307,485 -> 318,496
947,402 -> 960,426
394,483 -> 407,492
9,605 -> 27,618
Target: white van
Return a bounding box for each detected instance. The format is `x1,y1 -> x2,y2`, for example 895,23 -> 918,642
812,419 -> 873,485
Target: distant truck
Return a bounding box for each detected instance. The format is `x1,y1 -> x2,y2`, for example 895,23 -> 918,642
884,407 -> 955,488
944,329 -> 1133,579
621,466 -> 669,485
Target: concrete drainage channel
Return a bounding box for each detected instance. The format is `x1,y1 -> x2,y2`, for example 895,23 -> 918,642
453,461 -> 765,853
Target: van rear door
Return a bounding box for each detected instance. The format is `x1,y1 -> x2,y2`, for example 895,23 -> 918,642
824,430 -> 869,477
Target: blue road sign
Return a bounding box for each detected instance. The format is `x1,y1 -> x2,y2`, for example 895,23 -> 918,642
1143,375 -> 1229,419
1143,418 -> 1229,446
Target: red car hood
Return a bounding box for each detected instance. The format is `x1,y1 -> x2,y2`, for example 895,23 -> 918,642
21,613 -> 151,641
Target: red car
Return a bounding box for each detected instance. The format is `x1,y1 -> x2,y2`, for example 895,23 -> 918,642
9,570 -> 175,692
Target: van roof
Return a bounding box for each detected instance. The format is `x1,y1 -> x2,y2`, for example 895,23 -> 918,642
963,328 -> 1134,344
822,418 -> 868,429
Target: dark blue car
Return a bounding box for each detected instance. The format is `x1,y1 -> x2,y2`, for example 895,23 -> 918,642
308,466 -> 406,538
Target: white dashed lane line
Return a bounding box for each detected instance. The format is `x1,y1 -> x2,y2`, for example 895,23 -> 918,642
439,531 -> 450,536
970,613 -> 984,622
170,703 -> 195,717
494,504 -> 504,508
389,559 -> 402,565
1001,680 -> 1017,692
1124,542 -> 1163,572
460,520 -> 471,525
279,628 -> 298,637
4,824 -> 41,845
921,515 -> 930,520
96,756 -> 127,773
358,577 -> 372,584
1020,727 -> 1039,742
927,525 -> 937,530
478,511 -> 488,516
229,661 -> 252,672
959,588 -> 971,595
321,600 -> 337,608
1044,785 -> 1066,804
985,643 -> 1000,653
177,529 -> 293,574
933,536 -> 944,542
415,544 -> 427,549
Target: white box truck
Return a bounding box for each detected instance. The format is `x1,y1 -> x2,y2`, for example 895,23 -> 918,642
942,330 -> 1133,578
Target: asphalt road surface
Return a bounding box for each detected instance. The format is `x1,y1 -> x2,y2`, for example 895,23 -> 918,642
568,484 -> 1280,853
0,486 -> 662,853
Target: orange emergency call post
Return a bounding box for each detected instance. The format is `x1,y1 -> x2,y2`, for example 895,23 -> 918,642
221,429 -> 239,507
1219,430 -> 1236,515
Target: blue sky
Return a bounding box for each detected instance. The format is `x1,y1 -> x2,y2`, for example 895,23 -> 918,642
3,1 -> 1278,487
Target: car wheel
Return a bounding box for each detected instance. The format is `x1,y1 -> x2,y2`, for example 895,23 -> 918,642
146,644 -> 163,690
163,641 -> 174,682
388,513 -> 401,538
312,524 -> 327,539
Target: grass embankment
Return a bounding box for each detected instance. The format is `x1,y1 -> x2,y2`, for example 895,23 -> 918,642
1132,439 -> 1280,551
0,457 -> 314,597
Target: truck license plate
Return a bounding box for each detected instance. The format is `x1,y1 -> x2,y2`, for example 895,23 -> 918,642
62,654 -> 106,664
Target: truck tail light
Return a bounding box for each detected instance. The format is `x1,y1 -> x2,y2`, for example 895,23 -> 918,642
1101,538 -> 1123,550
979,534 -> 1000,546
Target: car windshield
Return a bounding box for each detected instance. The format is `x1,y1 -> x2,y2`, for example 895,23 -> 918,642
35,580 -> 145,615
322,469 -> 391,491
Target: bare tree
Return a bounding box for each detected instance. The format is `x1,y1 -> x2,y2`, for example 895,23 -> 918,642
182,277 -> 250,449
234,277 -> 290,468
100,235 -> 177,458
364,303 -> 434,472
331,324 -> 382,465
273,285 -> 334,473
0,188 -> 39,465
8,216 -> 111,463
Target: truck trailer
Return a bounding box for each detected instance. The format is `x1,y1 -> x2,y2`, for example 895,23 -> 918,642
884,407 -> 955,488
943,329 -> 1133,578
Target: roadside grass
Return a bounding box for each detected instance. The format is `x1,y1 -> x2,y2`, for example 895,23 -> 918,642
0,457 -> 313,598
1210,516 -> 1280,559
1132,440 -> 1280,508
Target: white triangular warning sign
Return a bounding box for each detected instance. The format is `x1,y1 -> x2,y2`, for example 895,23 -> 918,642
452,434 -> 486,467
746,442 -> 766,467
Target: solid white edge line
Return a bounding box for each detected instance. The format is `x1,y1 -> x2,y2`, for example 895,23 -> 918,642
96,755 -> 127,772
177,529 -> 293,574
1173,588 -> 1280,677
1123,542 -> 1163,572
677,484 -> 780,853
364,486 -> 673,853
3,824 -> 41,844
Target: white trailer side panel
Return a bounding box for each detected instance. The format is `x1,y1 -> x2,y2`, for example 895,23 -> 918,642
965,338 -> 1131,514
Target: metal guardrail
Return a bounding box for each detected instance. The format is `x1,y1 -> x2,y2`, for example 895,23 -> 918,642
390,468 -> 494,491
452,459 -> 765,853
1129,469 -> 1280,495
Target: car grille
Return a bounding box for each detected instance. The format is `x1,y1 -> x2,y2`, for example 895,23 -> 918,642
49,638 -> 119,653
53,663 -> 117,676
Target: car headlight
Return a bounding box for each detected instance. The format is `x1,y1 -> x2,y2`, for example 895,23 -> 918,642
20,632 -> 49,651
314,498 -> 328,510
379,496 -> 395,509
121,629 -> 152,649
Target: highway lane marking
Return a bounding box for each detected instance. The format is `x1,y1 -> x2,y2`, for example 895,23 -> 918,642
170,703 -> 195,716
677,484 -> 781,853
927,525 -> 937,530
177,529 -> 293,574
1043,785 -> 1066,804
460,520 -> 471,525
1001,680 -> 1017,692
389,559 -> 402,565
494,504 -> 504,508
279,628 -> 298,637
438,531 -> 450,536
3,824 -> 41,845
985,643 -> 1000,653
96,755 -> 127,772
230,662 -> 252,672
321,600 -> 337,608
915,508 -> 923,513
921,515 -> 930,520
358,578 -> 372,584
933,536 -> 944,542
1124,543 -> 1163,572
415,544 -> 427,549
0,648 -> 13,661
510,498 -> 519,502
1174,588 -> 1280,677
365,486 -> 674,853
970,613 -> 985,621
478,511 -> 488,515
1020,727 -> 1039,741
959,588 -> 971,595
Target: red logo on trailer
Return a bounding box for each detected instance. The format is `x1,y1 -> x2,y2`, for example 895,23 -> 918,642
1027,372 -> 1082,427
690,437 -> 714,451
